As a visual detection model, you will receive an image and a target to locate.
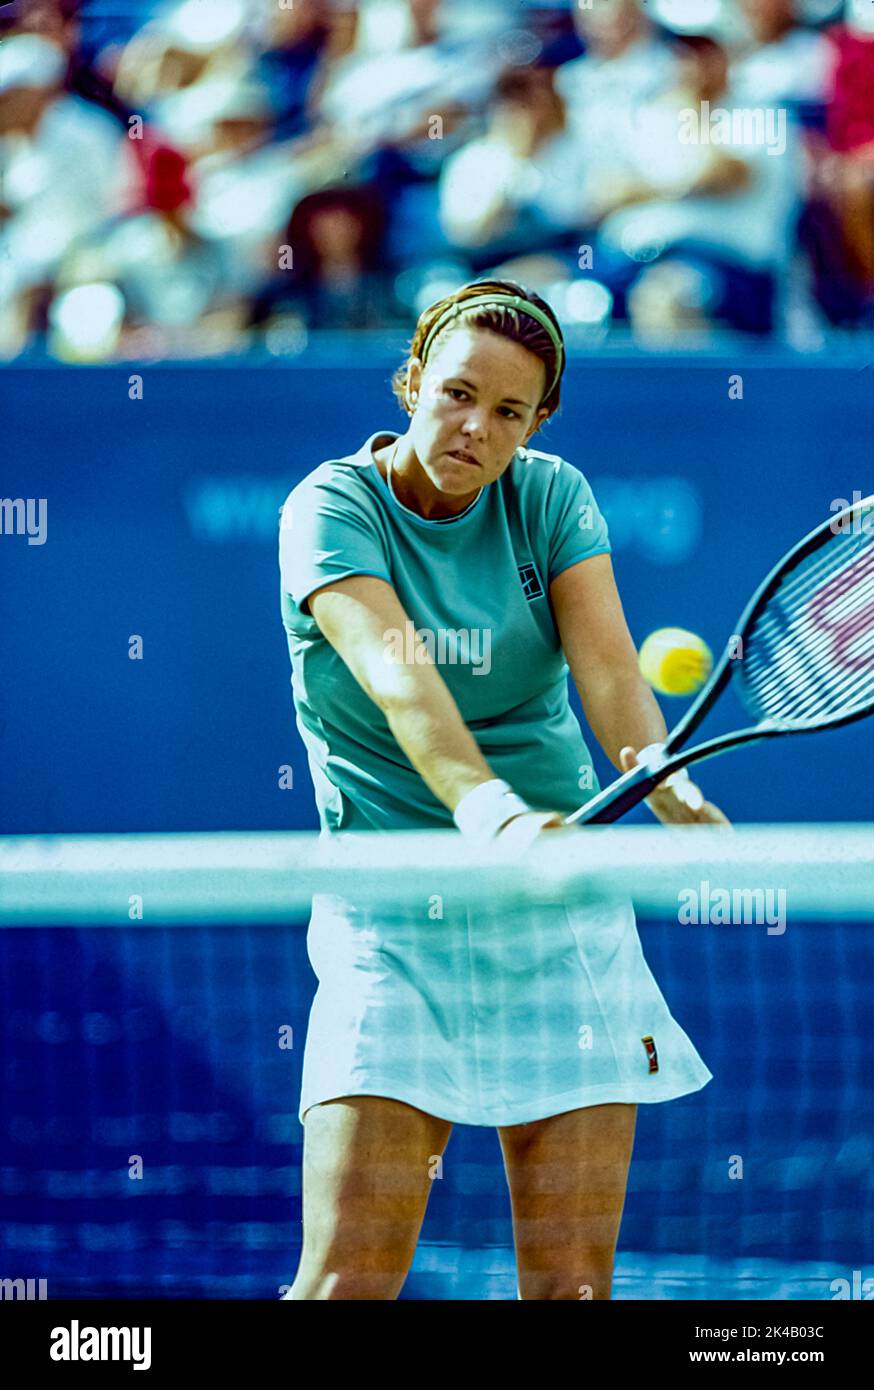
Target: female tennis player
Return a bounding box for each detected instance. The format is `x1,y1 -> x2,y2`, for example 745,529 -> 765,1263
278,278 -> 730,1301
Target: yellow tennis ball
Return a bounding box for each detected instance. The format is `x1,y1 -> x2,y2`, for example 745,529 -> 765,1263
638,627 -> 713,696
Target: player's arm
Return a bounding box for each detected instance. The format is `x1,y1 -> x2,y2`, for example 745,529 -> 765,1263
550,555 -> 729,824
308,574 -> 560,825
549,553 -> 668,770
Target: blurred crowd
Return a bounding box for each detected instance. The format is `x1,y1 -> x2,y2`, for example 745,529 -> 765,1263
1,0 -> 873,359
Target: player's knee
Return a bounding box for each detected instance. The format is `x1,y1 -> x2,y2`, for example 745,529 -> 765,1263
519,1265 -> 615,1301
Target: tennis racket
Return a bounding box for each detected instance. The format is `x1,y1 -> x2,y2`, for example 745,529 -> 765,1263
566,493 -> 874,826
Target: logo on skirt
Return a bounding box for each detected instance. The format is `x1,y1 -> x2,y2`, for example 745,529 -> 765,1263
642,1036 -> 659,1073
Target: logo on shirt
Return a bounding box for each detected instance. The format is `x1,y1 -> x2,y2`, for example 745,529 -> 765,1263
518,563 -> 544,602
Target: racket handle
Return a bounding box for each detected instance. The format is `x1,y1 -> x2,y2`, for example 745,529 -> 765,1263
565,759 -> 667,826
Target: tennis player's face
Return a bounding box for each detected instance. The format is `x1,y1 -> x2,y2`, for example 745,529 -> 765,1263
407,327 -> 549,498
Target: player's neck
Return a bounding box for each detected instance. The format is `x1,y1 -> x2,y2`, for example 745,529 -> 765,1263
374,436 -> 482,521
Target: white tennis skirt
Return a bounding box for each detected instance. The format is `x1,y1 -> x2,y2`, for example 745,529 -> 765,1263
298,889 -> 712,1127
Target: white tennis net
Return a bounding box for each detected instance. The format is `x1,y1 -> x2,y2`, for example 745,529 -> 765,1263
1,824 -> 872,924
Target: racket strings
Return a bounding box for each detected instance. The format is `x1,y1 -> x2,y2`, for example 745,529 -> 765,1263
748,559 -> 874,707
738,525 -> 874,724
756,641 -> 874,724
742,558 -> 874,719
766,529 -> 874,638
746,565 -> 874,719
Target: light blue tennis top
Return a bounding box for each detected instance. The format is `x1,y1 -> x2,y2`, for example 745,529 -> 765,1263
279,430 -> 612,832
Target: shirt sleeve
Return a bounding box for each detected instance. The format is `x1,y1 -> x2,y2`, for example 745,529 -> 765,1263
279,471 -> 392,615
545,459 -> 611,584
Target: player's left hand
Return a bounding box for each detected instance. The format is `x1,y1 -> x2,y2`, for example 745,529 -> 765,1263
619,746 -> 732,827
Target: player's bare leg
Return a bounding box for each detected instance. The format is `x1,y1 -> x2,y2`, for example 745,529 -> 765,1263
498,1102 -> 637,1300
284,1096 -> 453,1300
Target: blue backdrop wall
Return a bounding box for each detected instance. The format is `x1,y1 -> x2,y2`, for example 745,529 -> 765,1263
2,356 -> 871,833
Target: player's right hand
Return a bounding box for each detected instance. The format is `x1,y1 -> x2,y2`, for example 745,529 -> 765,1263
496,809 -> 571,848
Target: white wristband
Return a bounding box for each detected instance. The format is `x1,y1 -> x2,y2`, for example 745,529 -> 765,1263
637,744 -> 703,810
453,779 -> 532,846
636,742 -> 670,772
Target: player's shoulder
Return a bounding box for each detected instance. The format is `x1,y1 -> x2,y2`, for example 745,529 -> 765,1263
508,443 -> 592,497
512,442 -> 567,469
280,447 -> 378,522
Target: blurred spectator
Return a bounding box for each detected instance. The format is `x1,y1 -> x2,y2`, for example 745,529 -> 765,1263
550,0 -> 679,235
52,204 -> 230,359
732,0 -> 833,106
310,0 -> 501,159
827,1 -> 874,155
66,75 -> 289,343
9,0 -> 135,121
589,34 -> 803,335
306,0 -> 508,273
250,184 -> 406,332
805,0 -> 874,320
105,1 -> 336,307
47,82 -> 332,354
438,64 -> 589,261
3,0 -> 78,58
556,0 -> 678,140
181,83 -> 312,293
0,32 -> 137,352
255,0 -> 332,138
111,0 -> 254,125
